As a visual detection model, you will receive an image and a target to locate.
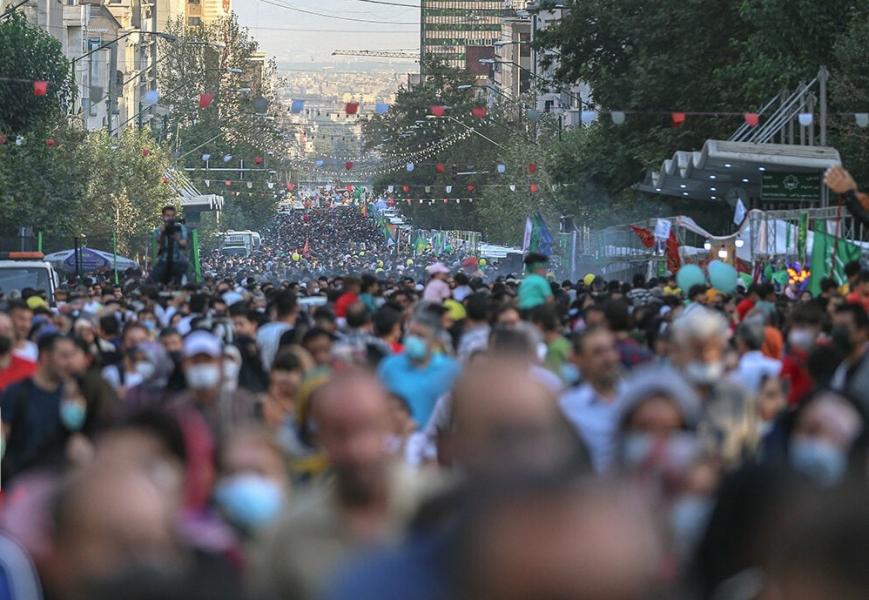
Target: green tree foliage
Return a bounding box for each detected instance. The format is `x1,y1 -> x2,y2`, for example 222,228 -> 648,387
364,59 -> 559,244
159,15 -> 292,231
535,0 -> 869,229
0,13 -> 75,134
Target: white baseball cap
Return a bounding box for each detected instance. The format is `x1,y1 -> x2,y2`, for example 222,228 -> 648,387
183,330 -> 222,358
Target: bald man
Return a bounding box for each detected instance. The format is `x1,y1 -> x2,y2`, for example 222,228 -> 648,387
261,370 -> 441,600
41,466 -> 182,600
446,358 -> 589,478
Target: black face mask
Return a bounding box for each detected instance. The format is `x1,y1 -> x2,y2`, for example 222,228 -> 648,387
168,351 -> 183,365
831,325 -> 855,356
0,335 -> 12,355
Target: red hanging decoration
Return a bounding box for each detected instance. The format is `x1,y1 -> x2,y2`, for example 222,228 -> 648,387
161,175 -> 169,184
471,105 -> 487,119
45,138 -> 56,148
744,113 -> 759,127
466,184 -> 475,193
142,148 -> 150,157
435,162 -> 445,174
530,182 -> 539,193
348,185 -> 354,192
286,183 -> 296,191
255,155 -> 263,165
33,81 -> 48,97
671,112 -> 686,127
402,184 -> 411,193
225,180 -> 232,187
0,134 -> 6,145
666,230 -> 681,272
345,161 -> 353,170
345,102 -> 359,115
198,93 -> 214,109
528,163 -> 537,174
443,198 -> 449,204
430,105 -> 446,117
629,225 -> 655,249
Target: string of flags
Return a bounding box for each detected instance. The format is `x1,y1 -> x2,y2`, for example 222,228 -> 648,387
381,181 -> 550,194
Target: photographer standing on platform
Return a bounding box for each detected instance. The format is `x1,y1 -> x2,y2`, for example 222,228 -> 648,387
151,205 -> 189,286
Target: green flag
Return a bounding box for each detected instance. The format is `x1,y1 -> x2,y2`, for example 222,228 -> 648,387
808,221 -> 862,296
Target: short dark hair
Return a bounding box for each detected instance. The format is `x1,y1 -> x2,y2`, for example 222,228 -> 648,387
302,327 -> 331,346
272,350 -> 302,373
465,292 -> 491,322
6,300 -> 31,315
530,304 -> 561,332
820,277 -> 839,293
346,302 -> 371,329
314,306 -> 336,323
271,290 -> 298,319
844,260 -> 862,278
373,306 -> 401,337
789,302 -> 824,327
162,205 -> 177,215
603,299 -> 632,333
38,332 -> 72,355
572,325 -> 610,355
835,303 -> 869,330
99,314 -> 120,336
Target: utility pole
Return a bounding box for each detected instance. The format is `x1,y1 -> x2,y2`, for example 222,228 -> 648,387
107,42 -> 118,133
149,0 -> 158,135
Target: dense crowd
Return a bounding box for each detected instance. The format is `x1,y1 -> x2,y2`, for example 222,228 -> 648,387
201,203 -> 488,284
2,230 -> 869,599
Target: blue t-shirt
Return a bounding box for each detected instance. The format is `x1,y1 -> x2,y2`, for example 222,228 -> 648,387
377,353 -> 460,427
0,378 -> 63,474
518,273 -> 553,310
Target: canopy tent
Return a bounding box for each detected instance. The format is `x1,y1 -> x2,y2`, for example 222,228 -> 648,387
43,248 -> 138,273
635,140 -> 841,206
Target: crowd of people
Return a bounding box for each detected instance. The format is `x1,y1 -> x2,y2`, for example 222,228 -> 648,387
2,208 -> 869,599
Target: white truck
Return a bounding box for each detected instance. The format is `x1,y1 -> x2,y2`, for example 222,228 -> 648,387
0,253 -> 61,303
221,230 -> 262,257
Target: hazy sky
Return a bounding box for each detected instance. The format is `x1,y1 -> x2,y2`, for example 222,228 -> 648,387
233,0 -> 421,65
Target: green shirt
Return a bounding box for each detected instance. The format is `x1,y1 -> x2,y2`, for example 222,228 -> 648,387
518,273 -> 553,310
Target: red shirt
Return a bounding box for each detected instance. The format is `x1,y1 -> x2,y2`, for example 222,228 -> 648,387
736,298 -> 755,321
334,292 -> 359,318
0,355 -> 36,393
780,351 -> 814,406
846,292 -> 869,314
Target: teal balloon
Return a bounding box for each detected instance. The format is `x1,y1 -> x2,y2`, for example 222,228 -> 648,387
708,260 -> 738,294
676,264 -> 706,294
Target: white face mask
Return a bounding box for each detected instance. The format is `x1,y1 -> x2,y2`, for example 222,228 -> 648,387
788,328 -> 816,351
222,360 -> 241,392
684,361 -> 724,386
186,363 -> 221,390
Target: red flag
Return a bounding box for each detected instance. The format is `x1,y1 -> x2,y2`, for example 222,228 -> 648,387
345,161 -> 353,170
466,183 -> 475,193
530,183 -> 539,193
142,148 -> 150,157
430,105 -> 446,117
225,180 -> 232,187
528,163 -> 538,174
303,238 -> 310,257
744,113 -> 759,127
471,105 -> 487,119
671,112 -> 686,127
255,155 -> 263,165
345,102 -> 359,115
402,184 -> 410,193
198,93 -> 214,109
46,138 -> 56,148
667,230 -> 681,272
286,182 -> 296,191
33,81 -> 48,96
435,162 -> 445,174
630,225 -> 655,249
0,134 -> 6,145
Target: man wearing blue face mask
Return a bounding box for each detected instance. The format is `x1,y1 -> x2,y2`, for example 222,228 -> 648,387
377,309 -> 460,429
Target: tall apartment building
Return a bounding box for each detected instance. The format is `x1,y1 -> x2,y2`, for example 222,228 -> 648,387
420,0 -> 503,70
185,0 -> 228,27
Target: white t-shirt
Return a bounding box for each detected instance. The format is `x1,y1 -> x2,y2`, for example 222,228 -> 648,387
13,341 -> 38,363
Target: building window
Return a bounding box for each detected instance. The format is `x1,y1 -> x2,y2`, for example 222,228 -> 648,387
187,16 -> 202,26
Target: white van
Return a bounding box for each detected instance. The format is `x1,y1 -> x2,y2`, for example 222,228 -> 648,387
0,253 -> 61,303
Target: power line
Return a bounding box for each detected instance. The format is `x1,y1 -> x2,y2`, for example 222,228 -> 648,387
256,0 -> 419,24
248,25 -> 417,33
351,0 -> 420,8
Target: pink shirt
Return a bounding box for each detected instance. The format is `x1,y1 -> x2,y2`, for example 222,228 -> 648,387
423,279 -> 451,303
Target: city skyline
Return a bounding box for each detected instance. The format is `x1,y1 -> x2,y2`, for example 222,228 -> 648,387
232,0 -> 422,66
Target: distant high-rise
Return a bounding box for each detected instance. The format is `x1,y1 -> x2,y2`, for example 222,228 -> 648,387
185,0 -> 229,27
420,0 -> 503,70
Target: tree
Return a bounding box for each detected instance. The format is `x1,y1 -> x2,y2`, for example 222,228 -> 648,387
158,15 -> 293,231
0,13 -> 75,134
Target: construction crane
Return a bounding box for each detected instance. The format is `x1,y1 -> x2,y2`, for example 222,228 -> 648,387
331,50 -> 419,61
